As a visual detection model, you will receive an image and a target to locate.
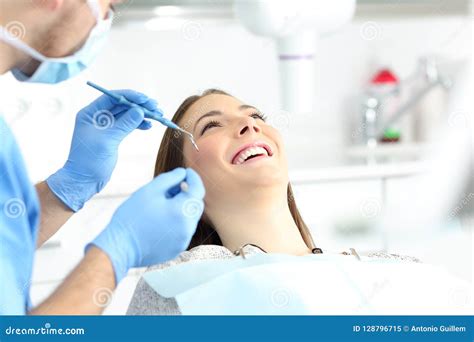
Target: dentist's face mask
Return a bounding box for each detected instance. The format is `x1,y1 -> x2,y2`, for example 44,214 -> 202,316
0,1 -> 113,84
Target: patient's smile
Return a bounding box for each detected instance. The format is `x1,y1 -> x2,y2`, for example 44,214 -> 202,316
231,142 -> 273,165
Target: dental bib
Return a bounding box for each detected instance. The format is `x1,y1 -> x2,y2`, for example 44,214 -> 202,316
143,253 -> 472,315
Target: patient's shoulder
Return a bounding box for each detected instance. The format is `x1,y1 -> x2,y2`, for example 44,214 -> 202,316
128,244 -> 255,315
147,244 -> 235,272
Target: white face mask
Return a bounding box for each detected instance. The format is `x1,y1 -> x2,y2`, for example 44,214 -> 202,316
0,0 -> 113,84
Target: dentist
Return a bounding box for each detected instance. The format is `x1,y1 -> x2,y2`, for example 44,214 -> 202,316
0,0 -> 204,314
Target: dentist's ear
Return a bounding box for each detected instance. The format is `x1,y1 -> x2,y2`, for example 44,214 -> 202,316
31,0 -> 64,11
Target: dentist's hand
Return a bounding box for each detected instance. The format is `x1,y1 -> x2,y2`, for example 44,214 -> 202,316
46,90 -> 163,211
88,168 -> 205,284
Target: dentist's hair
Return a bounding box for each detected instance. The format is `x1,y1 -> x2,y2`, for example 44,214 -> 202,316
154,89 -> 316,251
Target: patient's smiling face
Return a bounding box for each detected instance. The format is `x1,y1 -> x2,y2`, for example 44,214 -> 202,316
178,94 -> 289,208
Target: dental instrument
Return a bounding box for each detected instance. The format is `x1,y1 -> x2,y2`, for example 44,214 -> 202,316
86,81 -> 199,151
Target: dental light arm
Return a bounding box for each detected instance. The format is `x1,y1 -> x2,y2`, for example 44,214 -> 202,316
234,0 -> 356,114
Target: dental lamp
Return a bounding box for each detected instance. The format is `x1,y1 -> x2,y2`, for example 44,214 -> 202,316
234,0 -> 356,114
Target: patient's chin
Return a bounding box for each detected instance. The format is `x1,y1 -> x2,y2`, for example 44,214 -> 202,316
239,165 -> 287,187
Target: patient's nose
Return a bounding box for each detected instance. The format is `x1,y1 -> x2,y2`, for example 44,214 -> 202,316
237,117 -> 261,137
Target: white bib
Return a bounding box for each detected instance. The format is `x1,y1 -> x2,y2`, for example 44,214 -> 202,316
143,253 -> 472,315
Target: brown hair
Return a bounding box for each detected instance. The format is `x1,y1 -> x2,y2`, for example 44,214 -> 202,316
154,89 -> 316,251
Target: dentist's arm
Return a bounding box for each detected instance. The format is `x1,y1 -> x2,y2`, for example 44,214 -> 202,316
35,181 -> 73,246
29,246 -> 115,315
31,168 -> 205,315
36,90 -> 162,247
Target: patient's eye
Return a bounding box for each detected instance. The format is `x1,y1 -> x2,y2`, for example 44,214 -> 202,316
251,112 -> 267,121
201,120 -> 222,135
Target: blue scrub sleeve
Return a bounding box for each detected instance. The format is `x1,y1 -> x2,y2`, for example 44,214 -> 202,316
0,115 -> 40,314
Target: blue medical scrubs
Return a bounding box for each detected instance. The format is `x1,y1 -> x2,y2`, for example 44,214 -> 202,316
0,115 -> 39,314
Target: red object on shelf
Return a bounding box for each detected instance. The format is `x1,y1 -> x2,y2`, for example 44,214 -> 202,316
371,69 -> 399,84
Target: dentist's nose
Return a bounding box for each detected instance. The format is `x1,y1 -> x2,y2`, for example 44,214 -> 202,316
237,116 -> 261,137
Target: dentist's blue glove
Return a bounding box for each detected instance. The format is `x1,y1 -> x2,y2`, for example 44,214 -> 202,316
88,167 -> 205,284
47,89 -> 163,211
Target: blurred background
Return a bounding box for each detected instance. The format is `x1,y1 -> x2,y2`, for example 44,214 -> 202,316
0,0 -> 471,313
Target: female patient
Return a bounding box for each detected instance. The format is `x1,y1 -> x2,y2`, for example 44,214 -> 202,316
127,89 -> 417,315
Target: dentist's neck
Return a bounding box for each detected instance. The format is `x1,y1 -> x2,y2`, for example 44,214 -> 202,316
0,9 -> 36,76
0,39 -> 28,75
208,186 -> 312,255
0,41 -> 14,75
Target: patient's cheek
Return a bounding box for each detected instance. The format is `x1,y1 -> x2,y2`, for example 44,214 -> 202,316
187,137 -> 219,171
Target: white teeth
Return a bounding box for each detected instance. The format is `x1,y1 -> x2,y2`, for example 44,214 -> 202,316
234,146 -> 268,165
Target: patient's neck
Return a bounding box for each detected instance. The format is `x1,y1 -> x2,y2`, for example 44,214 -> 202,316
208,187 -> 311,256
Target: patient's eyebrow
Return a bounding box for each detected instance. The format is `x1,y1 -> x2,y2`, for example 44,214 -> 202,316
194,110 -> 223,131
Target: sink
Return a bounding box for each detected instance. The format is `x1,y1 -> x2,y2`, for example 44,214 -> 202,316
287,143 -> 429,170
345,143 -> 431,164
286,143 -> 430,183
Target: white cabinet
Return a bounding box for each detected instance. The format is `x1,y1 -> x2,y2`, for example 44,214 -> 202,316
292,179 -> 385,253
32,196 -> 125,283
383,176 -> 473,282
30,195 -> 142,312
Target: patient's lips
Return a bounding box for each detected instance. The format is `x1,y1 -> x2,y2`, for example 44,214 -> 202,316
231,142 -> 273,165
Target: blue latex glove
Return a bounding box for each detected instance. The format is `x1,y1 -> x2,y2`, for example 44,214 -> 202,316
46,89 -> 163,211
88,167 -> 205,283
